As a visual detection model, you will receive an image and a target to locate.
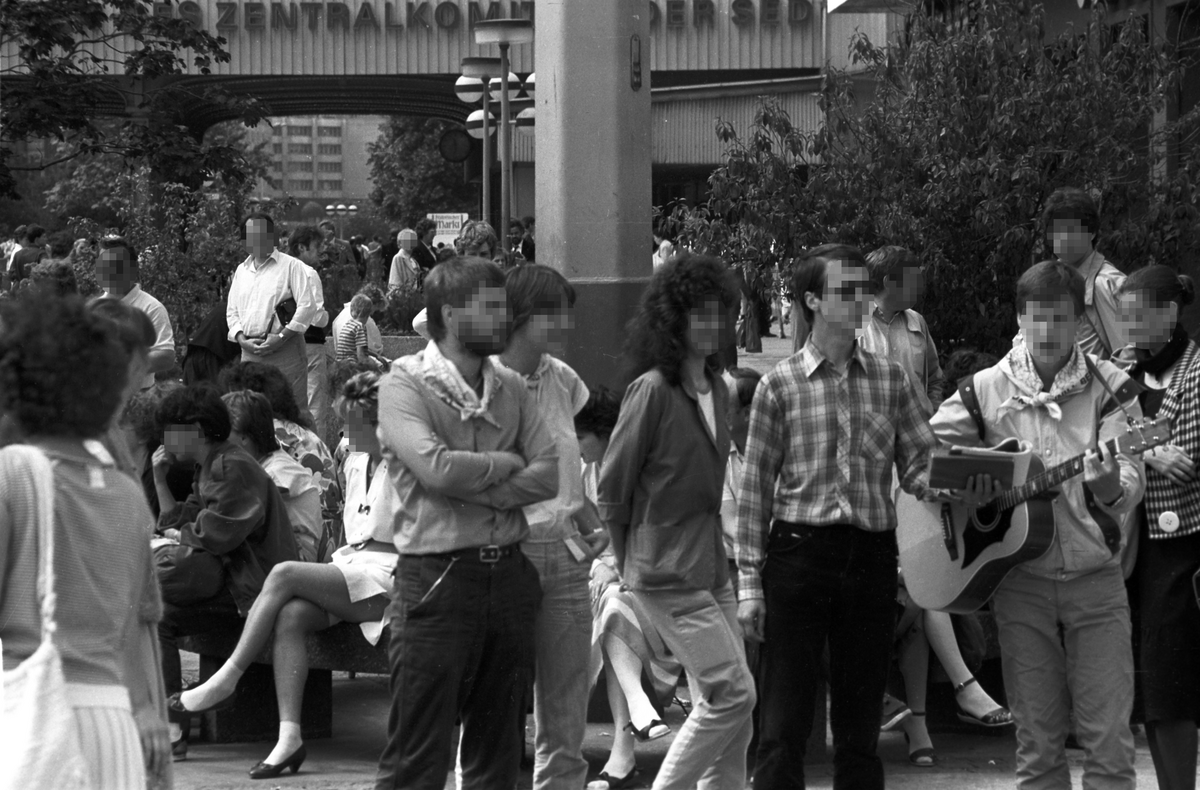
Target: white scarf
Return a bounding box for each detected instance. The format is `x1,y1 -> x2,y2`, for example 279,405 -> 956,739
398,340 -> 501,427
997,339 -> 1091,422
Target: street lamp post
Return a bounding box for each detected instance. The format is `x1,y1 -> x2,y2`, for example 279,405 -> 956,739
459,59 -> 501,226
474,19 -> 533,254
324,203 -> 358,239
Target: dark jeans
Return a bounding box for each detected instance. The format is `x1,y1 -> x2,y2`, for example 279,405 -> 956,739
753,521 -> 899,790
374,549 -> 542,790
158,589 -> 242,696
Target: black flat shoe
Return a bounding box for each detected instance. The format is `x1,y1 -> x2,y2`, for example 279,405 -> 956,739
590,767 -> 639,789
167,687 -> 237,723
170,737 -> 188,763
623,719 -> 670,742
249,744 -> 307,780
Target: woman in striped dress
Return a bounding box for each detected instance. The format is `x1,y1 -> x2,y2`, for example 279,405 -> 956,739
0,292 -> 171,788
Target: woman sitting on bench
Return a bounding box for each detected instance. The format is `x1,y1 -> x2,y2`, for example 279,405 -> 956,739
168,371 -> 397,780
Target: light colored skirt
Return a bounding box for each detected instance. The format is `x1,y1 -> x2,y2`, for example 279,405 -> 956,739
67,684 -> 146,790
330,544 -> 398,645
588,581 -> 683,706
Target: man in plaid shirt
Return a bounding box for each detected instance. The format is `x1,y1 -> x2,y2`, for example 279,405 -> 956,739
735,244 -> 937,790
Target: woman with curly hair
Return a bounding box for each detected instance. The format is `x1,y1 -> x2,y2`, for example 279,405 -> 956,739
0,292 -> 172,788
168,371 -> 397,780
596,252 -> 756,790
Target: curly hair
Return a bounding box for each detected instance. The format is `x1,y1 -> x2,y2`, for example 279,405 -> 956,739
415,218 -> 438,237
28,258 -> 79,297
334,370 -> 382,424
218,361 -> 313,430
622,251 -> 738,386
157,383 -> 231,443
0,293 -> 130,438
454,220 -> 498,258
121,380 -> 183,445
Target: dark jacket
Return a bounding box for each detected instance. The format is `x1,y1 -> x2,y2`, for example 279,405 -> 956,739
411,243 -> 438,273
160,442 -> 299,615
598,367 -> 731,592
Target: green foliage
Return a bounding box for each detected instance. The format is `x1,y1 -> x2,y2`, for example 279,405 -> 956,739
367,116 -> 477,227
376,282 -> 424,336
1,0 -> 265,199
674,0 -> 1200,357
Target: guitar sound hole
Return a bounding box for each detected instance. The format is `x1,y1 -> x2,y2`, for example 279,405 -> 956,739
972,504 -> 1001,532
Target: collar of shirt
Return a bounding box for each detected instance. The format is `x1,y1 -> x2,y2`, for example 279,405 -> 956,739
870,304 -> 922,333
101,284 -> 142,302
242,250 -> 280,273
798,335 -> 870,379
493,352 -> 551,384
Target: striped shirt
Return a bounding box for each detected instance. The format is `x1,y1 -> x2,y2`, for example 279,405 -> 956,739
734,337 -> 936,601
335,317 -> 367,361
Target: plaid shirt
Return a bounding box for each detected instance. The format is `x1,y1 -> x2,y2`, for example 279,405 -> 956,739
1143,340 -> 1200,540
734,337 -> 936,601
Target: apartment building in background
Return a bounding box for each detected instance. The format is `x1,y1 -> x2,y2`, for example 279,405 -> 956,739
250,115 -> 385,209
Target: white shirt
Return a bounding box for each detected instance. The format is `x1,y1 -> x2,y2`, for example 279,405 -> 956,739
494,354 -> 590,542
388,250 -> 419,292
226,250 -> 322,341
104,285 -> 175,390
333,305 -> 383,356
342,453 -> 394,545
261,449 -> 323,562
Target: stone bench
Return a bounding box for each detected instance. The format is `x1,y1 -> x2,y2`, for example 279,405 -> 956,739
178,622 -> 389,743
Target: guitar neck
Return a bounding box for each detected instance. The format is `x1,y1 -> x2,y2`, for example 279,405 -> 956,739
995,437 -> 1117,511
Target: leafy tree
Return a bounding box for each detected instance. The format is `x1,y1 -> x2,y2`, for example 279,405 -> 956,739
674,0 -> 1200,356
367,116 -> 476,227
1,0 -> 265,199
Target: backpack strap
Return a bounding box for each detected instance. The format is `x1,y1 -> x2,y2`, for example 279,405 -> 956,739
957,374 -> 987,444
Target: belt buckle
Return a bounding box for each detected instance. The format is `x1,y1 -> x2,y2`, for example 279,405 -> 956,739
479,545 -> 501,563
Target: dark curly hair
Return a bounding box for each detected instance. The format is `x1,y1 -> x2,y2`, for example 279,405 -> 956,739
157,383 -> 231,443
28,258 -> 79,297
334,370 -> 382,424
574,384 -> 623,440
0,293 -> 130,438
122,380 -> 183,445
622,252 -> 738,386
218,361 -> 313,430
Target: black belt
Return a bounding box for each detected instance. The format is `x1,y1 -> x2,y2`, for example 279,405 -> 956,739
421,543 -> 520,564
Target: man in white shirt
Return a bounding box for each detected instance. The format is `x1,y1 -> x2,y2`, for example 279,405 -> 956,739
227,212 -> 322,422
93,236 -> 175,389
287,225 -> 334,437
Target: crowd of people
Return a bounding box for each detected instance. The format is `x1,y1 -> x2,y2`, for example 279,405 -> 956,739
1,185 -> 1198,790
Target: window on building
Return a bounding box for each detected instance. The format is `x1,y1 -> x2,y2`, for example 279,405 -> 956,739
287,125 -> 311,136
319,180 -> 343,191
287,179 -> 313,191
288,161 -> 313,172
317,144 -> 342,155
272,143 -> 282,154
317,126 -> 342,137
272,126 -> 283,136
288,143 -> 312,155
317,161 -> 342,173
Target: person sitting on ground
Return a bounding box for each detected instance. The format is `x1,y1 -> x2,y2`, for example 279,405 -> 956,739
170,372 -> 396,779
223,389 -> 323,562
335,293 -> 380,369
153,384 -> 299,760
0,292 -> 172,789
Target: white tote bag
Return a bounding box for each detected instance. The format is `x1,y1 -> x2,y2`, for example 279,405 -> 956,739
0,446 -> 88,790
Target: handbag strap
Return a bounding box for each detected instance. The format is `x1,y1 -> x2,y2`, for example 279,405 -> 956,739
8,445 -> 60,642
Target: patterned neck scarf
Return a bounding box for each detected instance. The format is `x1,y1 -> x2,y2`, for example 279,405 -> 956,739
998,338 -> 1091,422
398,340 -> 501,427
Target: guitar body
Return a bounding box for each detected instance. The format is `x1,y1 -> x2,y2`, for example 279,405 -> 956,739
897,439 -> 1058,614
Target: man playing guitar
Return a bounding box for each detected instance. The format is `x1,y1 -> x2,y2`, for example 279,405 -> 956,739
929,260 -> 1143,790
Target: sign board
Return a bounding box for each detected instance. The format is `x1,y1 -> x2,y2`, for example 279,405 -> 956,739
429,213 -> 469,249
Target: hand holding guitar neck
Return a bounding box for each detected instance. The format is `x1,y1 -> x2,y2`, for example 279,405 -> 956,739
1083,439 -> 1122,504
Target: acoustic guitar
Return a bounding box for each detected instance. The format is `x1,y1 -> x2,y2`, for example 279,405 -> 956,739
896,418 -> 1170,613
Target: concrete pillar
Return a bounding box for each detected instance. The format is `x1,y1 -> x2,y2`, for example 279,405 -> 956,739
535,0 -> 652,389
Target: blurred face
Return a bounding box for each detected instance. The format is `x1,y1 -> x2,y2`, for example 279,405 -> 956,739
1116,290 -> 1177,350
687,296 -> 724,357
422,227 -> 436,245
577,431 -> 608,465
162,423 -> 208,462
95,247 -> 136,292
446,284 -> 510,358
1049,218 -> 1093,265
812,258 -> 872,335
526,297 -> 573,358
1018,296 -> 1079,368
883,265 -> 925,311
319,223 -> 335,240
344,403 -> 380,456
244,218 -> 275,259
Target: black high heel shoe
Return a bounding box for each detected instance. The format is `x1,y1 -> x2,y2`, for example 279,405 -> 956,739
249,744 -> 307,780
167,686 -> 238,723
